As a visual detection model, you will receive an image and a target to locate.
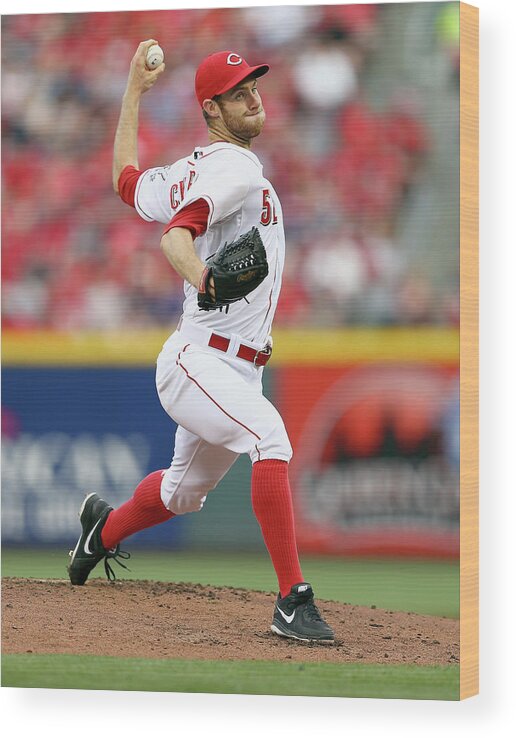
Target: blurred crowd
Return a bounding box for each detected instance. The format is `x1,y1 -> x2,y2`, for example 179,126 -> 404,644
2,4 -> 460,331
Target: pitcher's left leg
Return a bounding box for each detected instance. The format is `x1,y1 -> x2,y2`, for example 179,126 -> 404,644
251,458 -> 302,597
251,458 -> 335,643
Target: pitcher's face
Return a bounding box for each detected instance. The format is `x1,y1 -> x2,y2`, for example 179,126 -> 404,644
217,78 -> 266,139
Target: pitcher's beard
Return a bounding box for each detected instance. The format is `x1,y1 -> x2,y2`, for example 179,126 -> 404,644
221,108 -> 266,140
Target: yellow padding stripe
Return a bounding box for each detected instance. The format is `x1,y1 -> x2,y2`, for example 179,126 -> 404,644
2,328 -> 459,367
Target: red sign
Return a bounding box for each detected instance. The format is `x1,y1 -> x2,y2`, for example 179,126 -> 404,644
278,364 -> 459,557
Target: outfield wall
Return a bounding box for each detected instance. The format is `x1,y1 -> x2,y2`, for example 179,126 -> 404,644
2,328 -> 459,556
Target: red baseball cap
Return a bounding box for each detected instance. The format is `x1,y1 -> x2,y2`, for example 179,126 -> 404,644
195,51 -> 269,107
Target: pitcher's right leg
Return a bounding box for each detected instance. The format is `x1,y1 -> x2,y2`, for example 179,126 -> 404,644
160,425 -> 239,515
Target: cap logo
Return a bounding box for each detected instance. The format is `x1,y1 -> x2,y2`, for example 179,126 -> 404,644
227,53 -> 243,66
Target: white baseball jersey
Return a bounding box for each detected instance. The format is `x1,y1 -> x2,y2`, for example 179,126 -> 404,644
134,141 -> 285,347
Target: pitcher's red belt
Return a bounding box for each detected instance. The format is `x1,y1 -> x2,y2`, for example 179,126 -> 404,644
208,333 -> 272,366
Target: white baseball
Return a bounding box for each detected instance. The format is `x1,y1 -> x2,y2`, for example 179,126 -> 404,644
146,44 -> 164,70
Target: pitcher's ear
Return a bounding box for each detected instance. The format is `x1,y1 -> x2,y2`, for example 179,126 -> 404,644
202,99 -> 221,119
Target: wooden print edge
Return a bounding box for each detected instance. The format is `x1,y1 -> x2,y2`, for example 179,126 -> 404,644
459,1 -> 479,701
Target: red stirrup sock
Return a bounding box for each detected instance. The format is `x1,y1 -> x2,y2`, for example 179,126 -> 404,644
251,459 -> 304,598
101,470 -> 174,549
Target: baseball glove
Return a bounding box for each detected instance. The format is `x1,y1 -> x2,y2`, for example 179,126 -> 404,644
197,226 -> 268,311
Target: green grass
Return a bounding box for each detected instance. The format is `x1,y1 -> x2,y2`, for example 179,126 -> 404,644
2,549 -> 459,699
1,654 -> 459,700
1,548 -> 459,617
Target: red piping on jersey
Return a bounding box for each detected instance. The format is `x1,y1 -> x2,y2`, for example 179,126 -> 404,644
260,254 -> 277,335
134,173 -> 154,221
201,194 -> 216,227
118,165 -> 142,208
197,147 -> 261,169
264,287 -> 273,326
176,349 -> 261,442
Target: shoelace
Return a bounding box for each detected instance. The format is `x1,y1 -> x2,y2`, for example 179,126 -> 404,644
303,598 -> 324,623
103,548 -> 131,582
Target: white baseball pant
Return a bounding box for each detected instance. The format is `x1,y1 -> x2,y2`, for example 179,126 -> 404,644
155,328 -> 293,515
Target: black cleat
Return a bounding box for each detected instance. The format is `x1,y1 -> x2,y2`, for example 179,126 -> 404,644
67,493 -> 130,585
271,582 -> 335,643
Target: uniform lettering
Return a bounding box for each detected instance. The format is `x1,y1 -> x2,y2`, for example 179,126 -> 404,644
170,171 -> 198,211
260,189 -> 278,226
171,183 -> 180,209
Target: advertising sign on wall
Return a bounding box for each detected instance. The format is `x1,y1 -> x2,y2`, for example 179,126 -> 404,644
2,368 -> 183,547
278,363 -> 459,557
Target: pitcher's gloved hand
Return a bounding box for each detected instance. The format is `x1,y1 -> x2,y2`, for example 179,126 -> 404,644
198,226 -> 268,311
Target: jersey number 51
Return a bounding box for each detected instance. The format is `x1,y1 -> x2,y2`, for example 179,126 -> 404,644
260,189 -> 278,226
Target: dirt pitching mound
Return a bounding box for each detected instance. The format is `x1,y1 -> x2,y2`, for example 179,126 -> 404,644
2,578 -> 459,665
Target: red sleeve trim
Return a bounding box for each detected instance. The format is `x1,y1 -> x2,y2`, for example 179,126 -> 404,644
118,165 -> 142,208
163,198 -> 210,239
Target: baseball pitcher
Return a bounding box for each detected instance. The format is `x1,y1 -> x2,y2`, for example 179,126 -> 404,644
68,40 -> 334,643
